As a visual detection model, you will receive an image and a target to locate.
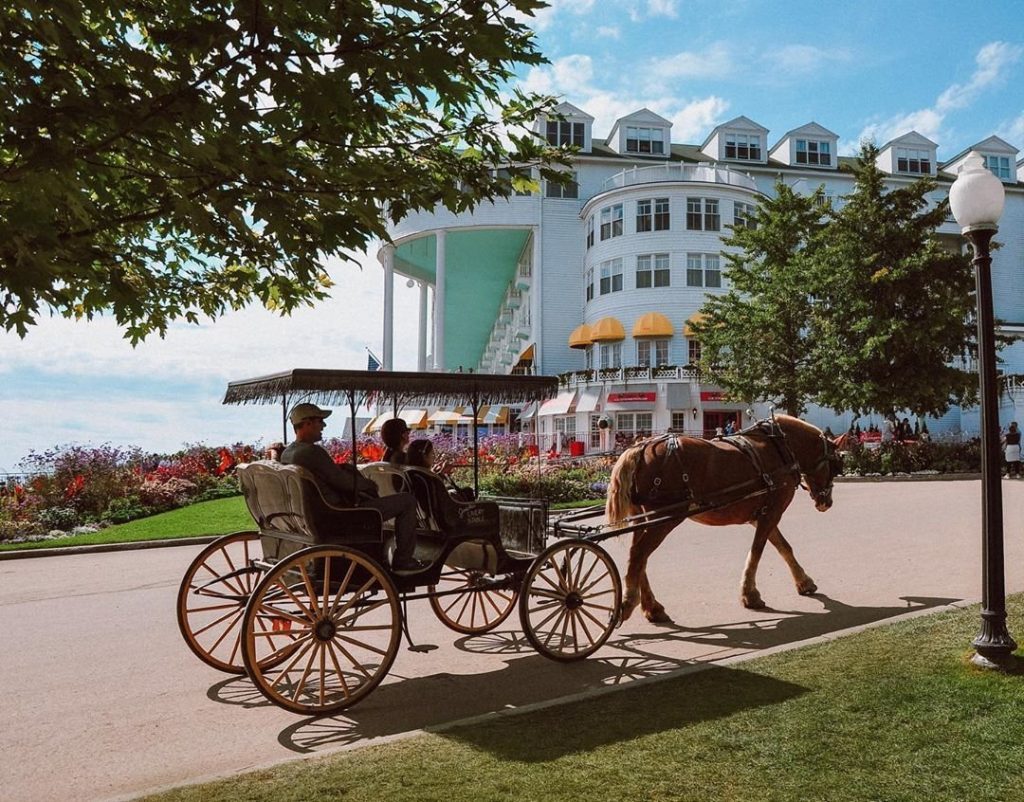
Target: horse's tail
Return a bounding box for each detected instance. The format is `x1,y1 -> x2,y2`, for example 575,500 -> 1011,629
606,445 -> 643,525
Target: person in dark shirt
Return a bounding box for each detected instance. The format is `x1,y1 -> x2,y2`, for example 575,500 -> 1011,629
381,417 -> 411,465
280,403 -> 426,572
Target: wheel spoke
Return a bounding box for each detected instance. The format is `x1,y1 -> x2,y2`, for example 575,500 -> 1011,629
298,562 -> 321,618
328,559 -> 358,618
325,641 -> 352,699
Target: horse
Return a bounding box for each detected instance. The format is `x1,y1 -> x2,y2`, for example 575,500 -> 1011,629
606,415 -> 843,623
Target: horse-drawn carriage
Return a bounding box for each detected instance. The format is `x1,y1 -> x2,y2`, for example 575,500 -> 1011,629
177,369 -> 842,716
176,369 -> 623,715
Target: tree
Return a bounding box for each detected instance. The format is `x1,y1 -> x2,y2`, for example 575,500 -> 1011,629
809,143 -> 977,417
691,182 -> 825,415
1,1 -> 568,341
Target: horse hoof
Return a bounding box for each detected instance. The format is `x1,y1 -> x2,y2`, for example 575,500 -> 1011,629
644,607 -> 671,623
798,582 -> 818,596
742,593 -> 766,610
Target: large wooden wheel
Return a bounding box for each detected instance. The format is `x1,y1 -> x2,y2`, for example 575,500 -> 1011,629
241,546 -> 401,715
177,531 -> 266,674
519,539 -> 621,662
428,553 -> 518,635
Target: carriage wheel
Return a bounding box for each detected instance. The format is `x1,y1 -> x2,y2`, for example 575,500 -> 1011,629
519,539 -> 622,662
177,531 -> 267,674
428,558 -> 518,635
241,546 -> 401,715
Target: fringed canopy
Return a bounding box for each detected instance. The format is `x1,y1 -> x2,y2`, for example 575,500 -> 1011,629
223,369 -> 559,409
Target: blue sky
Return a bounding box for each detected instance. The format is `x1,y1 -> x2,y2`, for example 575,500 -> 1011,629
1,0 -> 1022,472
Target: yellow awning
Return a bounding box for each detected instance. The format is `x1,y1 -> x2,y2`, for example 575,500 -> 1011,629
458,405 -> 510,425
568,324 -> 593,349
632,312 -> 674,338
517,343 -> 535,362
427,407 -> 464,424
684,312 -> 708,337
590,317 -> 625,342
363,410 -> 428,433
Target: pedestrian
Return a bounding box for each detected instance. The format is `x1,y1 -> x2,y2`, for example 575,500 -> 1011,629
1003,421 -> 1021,478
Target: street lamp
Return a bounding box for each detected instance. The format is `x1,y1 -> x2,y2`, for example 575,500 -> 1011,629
949,151 -> 1017,668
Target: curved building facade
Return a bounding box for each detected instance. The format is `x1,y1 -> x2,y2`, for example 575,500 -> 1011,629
377,102 -> 1024,452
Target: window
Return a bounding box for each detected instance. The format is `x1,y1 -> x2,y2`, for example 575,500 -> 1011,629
616,412 -> 653,439
585,345 -> 594,371
590,415 -> 603,448
686,198 -> 720,231
795,139 -> 831,166
635,198 -> 671,232
637,339 -> 669,367
636,253 -> 670,288
671,411 -> 689,430
734,201 -> 757,230
896,147 -> 932,174
600,204 -> 624,240
586,215 -> 594,249
554,415 -> 577,447
546,120 -> 585,147
686,253 -> 721,287
815,193 -> 835,210
600,342 -> 622,369
494,167 -> 532,196
626,126 -> 665,154
983,155 -> 1011,180
724,133 -> 761,161
688,340 -> 702,365
585,266 -> 594,302
599,258 -> 623,295
545,171 -> 579,199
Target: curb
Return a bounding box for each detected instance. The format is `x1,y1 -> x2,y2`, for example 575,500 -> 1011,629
0,535 -> 221,561
835,472 -> 981,483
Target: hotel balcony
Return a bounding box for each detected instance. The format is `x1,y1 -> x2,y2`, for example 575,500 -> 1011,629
602,163 -> 759,193
560,365 -> 701,386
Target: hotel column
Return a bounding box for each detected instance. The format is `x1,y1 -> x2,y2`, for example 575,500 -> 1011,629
433,230 -> 446,370
417,281 -> 428,371
382,244 -> 395,370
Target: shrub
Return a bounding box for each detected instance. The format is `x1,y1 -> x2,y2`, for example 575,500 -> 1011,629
36,505 -> 81,531
139,477 -> 199,511
102,496 -> 152,525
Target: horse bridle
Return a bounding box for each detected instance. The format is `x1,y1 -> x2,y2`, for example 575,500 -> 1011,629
804,434 -> 842,506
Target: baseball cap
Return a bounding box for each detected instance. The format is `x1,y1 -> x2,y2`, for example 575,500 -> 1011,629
289,402 -> 333,425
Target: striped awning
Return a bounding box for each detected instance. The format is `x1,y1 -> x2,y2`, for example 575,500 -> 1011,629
568,324 -> 593,349
362,409 -> 428,433
538,389 -> 578,416
427,407 -> 464,424
633,312 -> 674,338
684,312 -> 708,337
590,317 -> 625,342
459,405 -> 510,425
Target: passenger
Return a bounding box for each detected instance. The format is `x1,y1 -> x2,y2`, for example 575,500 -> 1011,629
381,417 -> 411,465
407,438 -> 435,469
280,403 -> 426,572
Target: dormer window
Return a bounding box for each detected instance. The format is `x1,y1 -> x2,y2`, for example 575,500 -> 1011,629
546,120 -> 585,147
983,155 -> 1012,180
795,139 -> 831,166
725,133 -> 761,161
896,148 -> 931,174
626,126 -> 665,155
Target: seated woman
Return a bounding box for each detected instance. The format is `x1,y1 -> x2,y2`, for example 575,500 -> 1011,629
380,418 -> 410,465
408,439 -> 475,502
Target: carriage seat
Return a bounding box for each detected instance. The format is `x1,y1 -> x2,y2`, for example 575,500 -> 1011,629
237,462 -> 385,562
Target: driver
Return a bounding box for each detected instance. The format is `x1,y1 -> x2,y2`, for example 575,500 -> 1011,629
280,403 -> 426,573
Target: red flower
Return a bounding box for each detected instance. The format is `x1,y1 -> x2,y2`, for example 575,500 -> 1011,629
216,448 -> 234,476
64,474 -> 85,500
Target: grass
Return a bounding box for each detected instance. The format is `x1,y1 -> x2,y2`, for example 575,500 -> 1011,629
142,595 -> 1024,802
0,496 -> 253,551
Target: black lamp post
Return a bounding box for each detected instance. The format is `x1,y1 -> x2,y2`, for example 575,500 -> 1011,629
949,151 -> 1017,668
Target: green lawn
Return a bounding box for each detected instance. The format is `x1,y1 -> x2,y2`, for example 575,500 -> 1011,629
0,496 -> 253,551
143,596 -> 1024,802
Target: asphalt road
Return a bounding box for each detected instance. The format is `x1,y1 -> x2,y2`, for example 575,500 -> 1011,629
2,479 -> 1024,802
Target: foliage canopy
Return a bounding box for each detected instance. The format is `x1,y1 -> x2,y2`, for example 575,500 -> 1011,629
0,0 -> 567,341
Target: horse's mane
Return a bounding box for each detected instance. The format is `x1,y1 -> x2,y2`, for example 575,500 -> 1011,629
606,442 -> 645,525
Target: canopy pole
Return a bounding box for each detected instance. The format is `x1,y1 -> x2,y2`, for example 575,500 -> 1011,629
349,391 -> 359,505
472,391 -> 480,497
282,394 -> 288,444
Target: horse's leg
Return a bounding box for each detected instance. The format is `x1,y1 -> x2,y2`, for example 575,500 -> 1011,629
621,520 -> 669,624
740,512 -> 783,609
767,526 -> 818,596
636,523 -> 674,623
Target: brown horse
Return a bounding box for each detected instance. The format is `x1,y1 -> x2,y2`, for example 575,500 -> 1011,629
606,415 -> 842,622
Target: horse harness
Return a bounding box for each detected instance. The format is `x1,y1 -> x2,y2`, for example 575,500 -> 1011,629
636,421 -> 803,518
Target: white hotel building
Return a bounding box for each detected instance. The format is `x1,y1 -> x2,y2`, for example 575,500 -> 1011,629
376,102 -> 1024,452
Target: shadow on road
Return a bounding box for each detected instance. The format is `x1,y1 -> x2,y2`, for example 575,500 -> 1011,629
204,593 -> 957,756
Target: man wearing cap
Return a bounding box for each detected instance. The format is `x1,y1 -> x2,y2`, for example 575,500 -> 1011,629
280,403 -> 426,572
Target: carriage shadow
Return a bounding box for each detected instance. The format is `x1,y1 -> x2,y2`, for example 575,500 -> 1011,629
248,594 -> 955,757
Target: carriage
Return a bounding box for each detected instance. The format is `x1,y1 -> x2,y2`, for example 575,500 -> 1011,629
176,369 -> 626,716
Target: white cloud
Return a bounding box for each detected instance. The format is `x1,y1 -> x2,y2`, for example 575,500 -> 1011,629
668,96 -> 732,142
852,41 -> 1022,154
596,26 -> 620,39
645,0 -> 679,18
652,42 -> 733,80
937,41 -> 1023,111
764,44 -> 853,74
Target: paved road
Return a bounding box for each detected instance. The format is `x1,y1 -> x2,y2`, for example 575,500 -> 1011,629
2,480 -> 1024,802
